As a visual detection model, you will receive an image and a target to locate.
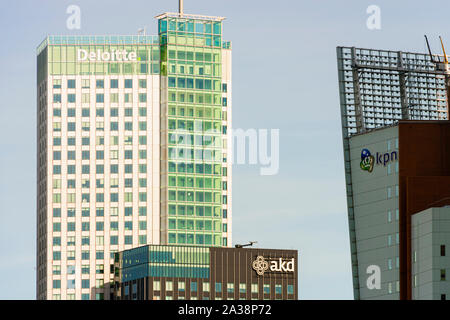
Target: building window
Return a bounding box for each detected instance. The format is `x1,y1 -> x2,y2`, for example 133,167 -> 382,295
387,187 -> 392,199
81,250 -> 89,260
226,283 -> 234,294
52,265 -> 61,275
82,279 -> 90,289
67,236 -> 76,246
124,235 -> 133,245
81,294 -> 90,300
178,281 -> 185,292
275,284 -> 282,295
53,79 -> 61,88
263,284 -> 270,294
441,269 -> 446,281
96,264 -> 104,274
81,265 -> 89,274
191,281 -> 198,292
96,79 -> 104,88
388,259 -> 392,270
110,236 -> 118,245
166,281 -> 173,291
441,245 -> 446,256
203,282 -> 210,292
239,283 -> 246,294
388,210 -> 392,223
441,294 -> 446,300
153,280 -> 161,291
96,250 -> 104,260
287,285 -> 294,295
125,79 -> 133,88
215,282 -> 222,293
96,279 -> 104,289
251,283 -> 258,294
388,282 -> 392,294
67,279 -> 75,289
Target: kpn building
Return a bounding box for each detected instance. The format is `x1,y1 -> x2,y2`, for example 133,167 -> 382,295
36,9 -> 232,300
348,120 -> 450,300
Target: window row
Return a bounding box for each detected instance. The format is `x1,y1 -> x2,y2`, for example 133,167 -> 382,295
50,164 -> 148,175
167,219 -> 223,232
52,149 -> 148,161
167,233 -> 224,246
53,93 -> 148,104
52,263 -> 112,276
52,234 -> 147,248
53,135 -> 148,146
52,192 -> 148,204
52,206 -> 148,217
53,106 -> 148,117
167,205 -> 223,218
150,280 -> 294,295
53,178 -> 147,189
52,221 -> 147,233
167,190 -> 224,204
53,78 -> 147,89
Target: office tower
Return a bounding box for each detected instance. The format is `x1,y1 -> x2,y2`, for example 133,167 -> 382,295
346,120 -> 450,300
113,245 -> 298,300
36,7 -> 232,300
336,46 -> 450,299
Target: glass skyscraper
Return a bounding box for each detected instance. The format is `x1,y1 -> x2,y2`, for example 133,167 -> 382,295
36,9 -> 232,300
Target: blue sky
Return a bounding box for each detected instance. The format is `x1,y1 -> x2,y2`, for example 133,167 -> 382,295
1,0 -> 450,300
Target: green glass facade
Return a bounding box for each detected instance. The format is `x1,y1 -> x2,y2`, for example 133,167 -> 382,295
116,245 -> 210,282
158,15 -> 228,247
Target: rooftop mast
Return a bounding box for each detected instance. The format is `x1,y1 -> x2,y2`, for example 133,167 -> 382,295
179,0 -> 184,16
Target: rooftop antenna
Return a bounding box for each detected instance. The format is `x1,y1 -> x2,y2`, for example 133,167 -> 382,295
424,35 -> 435,63
235,241 -> 258,248
179,0 -> 184,16
137,27 -> 146,36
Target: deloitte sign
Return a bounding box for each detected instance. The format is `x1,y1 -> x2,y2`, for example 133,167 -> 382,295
360,148 -> 398,173
77,49 -> 137,62
252,256 -> 295,276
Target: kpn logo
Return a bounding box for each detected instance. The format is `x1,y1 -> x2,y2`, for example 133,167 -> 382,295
360,149 -> 375,173
360,148 -> 398,173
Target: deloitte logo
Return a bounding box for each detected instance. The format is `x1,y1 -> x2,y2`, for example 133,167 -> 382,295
252,256 -> 295,276
360,148 -> 398,173
77,49 -> 138,62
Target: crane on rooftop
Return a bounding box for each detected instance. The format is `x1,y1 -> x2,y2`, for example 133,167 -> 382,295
425,35 -> 450,118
